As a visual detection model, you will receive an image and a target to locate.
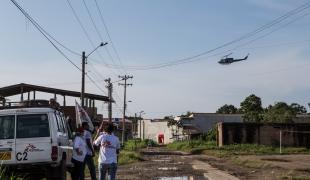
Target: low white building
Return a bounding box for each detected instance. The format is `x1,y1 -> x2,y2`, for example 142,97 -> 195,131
137,119 -> 173,144
137,114 -> 244,144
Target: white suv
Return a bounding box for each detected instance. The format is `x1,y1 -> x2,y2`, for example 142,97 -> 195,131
0,107 -> 73,179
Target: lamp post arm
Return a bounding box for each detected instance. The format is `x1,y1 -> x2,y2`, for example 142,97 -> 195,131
86,42 -> 108,57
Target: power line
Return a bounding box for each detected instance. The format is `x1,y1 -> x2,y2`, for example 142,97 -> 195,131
85,73 -> 107,94
93,0 -> 127,72
94,1 -> 310,70
87,62 -> 125,115
66,0 -> 116,68
74,0 -> 123,76
66,0 -> 96,49
10,0 -> 81,71
81,0 -> 126,76
87,62 -> 124,108
82,0 -> 104,42
217,12 -> 309,55
11,0 -> 107,96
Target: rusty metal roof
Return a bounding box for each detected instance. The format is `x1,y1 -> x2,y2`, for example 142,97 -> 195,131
0,83 -> 109,102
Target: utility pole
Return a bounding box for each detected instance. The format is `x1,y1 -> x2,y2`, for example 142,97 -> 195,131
105,78 -> 113,123
81,42 -> 107,107
81,51 -> 86,107
119,75 -> 133,145
134,113 -> 137,150
138,111 -> 144,139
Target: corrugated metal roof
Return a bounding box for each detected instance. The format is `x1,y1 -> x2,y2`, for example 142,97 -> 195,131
0,83 -> 109,101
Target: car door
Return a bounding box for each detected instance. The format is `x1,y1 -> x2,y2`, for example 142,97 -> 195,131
15,113 -> 52,163
59,113 -> 73,166
0,115 -> 16,164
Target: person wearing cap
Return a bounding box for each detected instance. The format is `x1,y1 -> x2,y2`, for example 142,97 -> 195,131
81,122 -> 97,180
93,123 -> 120,180
71,127 -> 87,180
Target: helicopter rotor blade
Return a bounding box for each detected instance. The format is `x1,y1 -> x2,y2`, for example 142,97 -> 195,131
222,52 -> 233,58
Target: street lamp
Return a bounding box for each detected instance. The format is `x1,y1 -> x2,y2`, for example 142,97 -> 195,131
86,42 -> 108,58
81,42 -> 108,107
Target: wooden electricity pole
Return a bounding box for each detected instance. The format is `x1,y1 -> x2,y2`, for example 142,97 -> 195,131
119,75 -> 133,145
81,51 -> 86,107
105,78 -> 113,123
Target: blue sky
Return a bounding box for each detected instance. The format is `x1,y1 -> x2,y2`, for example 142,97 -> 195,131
1,0 -> 310,118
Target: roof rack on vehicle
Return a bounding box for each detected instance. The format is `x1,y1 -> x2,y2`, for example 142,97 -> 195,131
0,99 -> 61,110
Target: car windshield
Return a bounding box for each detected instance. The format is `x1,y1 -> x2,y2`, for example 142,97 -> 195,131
17,114 -> 50,138
0,115 -> 15,139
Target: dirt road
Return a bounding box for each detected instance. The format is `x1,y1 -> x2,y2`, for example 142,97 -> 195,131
117,147 -> 238,180
86,147 -> 310,179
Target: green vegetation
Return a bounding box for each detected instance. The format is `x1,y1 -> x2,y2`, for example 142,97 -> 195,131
264,102 -> 296,123
278,169 -> 310,180
120,139 -> 157,164
123,139 -> 157,151
118,151 -> 142,165
167,140 -> 310,157
217,94 -> 308,123
216,104 -> 238,114
0,165 -> 18,180
240,94 -> 264,122
231,158 -> 269,169
166,140 -> 216,154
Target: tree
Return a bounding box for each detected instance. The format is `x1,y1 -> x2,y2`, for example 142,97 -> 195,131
167,119 -> 179,127
240,94 -> 263,122
290,103 -> 307,114
180,111 -> 193,117
263,102 -> 296,123
164,115 -> 174,120
216,104 -> 238,114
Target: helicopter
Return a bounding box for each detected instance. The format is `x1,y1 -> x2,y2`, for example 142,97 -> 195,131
218,53 -> 249,65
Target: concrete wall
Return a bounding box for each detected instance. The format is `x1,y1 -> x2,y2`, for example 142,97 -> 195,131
218,122 -> 310,147
294,114 -> 310,123
137,119 -> 173,144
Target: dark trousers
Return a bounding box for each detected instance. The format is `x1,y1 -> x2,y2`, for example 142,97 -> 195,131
71,158 -> 85,180
82,155 -> 97,180
99,163 -> 117,180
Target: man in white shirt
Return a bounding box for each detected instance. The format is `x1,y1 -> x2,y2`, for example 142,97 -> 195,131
94,123 -> 120,180
72,127 -> 87,180
82,122 -> 97,180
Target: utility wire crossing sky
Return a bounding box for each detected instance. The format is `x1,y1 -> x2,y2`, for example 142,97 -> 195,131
1,0 -> 310,118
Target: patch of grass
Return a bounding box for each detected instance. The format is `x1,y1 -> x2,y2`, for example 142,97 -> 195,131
118,150 -> 142,165
118,139 -> 152,165
123,139 -> 157,151
232,158 -> 269,169
167,140 -> 310,157
0,164 -> 18,180
281,170 -> 310,180
166,140 -> 216,152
